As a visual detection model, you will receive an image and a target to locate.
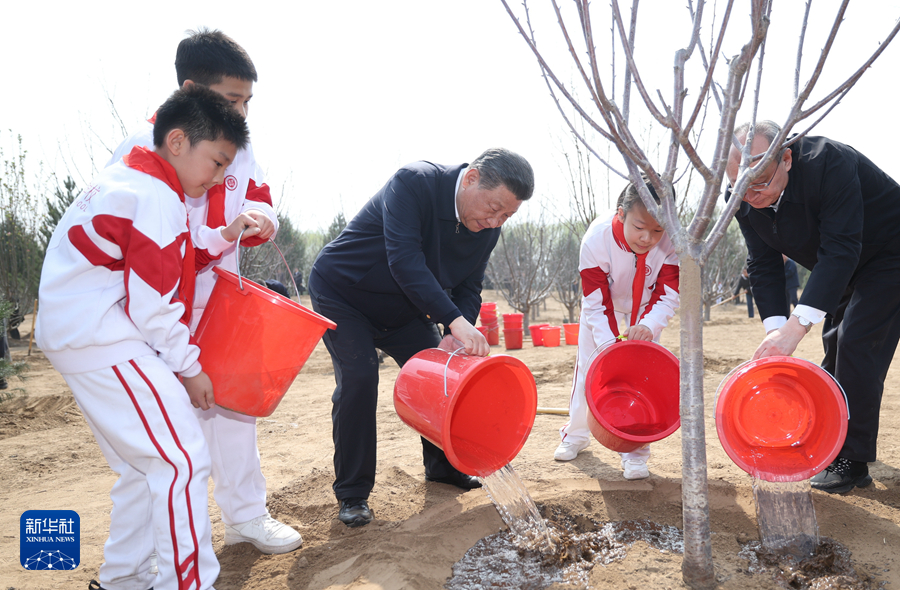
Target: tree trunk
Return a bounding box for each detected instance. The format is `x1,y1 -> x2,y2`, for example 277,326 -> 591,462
679,257 -> 715,589
703,302 -> 711,322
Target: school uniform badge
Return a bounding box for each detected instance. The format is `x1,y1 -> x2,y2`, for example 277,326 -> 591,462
20,510 -> 80,570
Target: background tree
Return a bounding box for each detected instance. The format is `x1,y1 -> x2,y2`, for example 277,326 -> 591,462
323,211 -> 347,246
40,176 -> 78,247
500,1 -> 899,587
550,228 -> 581,323
486,217 -> 564,328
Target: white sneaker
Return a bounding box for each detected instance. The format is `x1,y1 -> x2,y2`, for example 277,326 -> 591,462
224,514 -> 303,554
622,458 -> 650,480
554,439 -> 589,461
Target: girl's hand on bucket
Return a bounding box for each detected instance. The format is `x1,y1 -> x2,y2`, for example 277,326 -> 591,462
623,325 -> 653,341
183,371 -> 216,411
448,316 -> 490,357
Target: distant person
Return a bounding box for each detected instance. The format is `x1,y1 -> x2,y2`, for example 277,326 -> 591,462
783,255 -> 800,310
107,29 -> 301,556
734,266 -> 753,318
309,148 -> 534,528
555,175 -> 679,480
727,119 -> 900,494
265,279 -> 290,298
37,86 -> 248,590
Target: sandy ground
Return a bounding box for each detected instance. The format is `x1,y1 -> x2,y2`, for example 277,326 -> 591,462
1,291 -> 899,590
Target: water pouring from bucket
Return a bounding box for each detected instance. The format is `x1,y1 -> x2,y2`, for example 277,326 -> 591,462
393,348 -> 538,477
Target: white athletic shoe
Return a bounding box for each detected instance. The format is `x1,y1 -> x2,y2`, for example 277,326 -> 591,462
554,439 -> 590,461
224,514 -> 303,554
622,457 -> 650,480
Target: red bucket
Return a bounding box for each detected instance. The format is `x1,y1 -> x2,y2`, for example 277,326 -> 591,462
393,349 -> 537,476
502,313 -> 524,329
715,357 -> 848,482
504,328 -> 523,350
195,267 -> 336,417
541,326 -> 561,347
484,324 -> 500,346
586,341 -> 680,452
563,323 -> 579,345
529,323 -> 549,346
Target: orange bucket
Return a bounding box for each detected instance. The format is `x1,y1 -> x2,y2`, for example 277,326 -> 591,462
586,340 -> 680,452
529,323 -> 549,346
715,357 -> 848,482
563,323 -> 579,345
393,349 -> 537,476
541,326 -> 561,347
195,267 -> 336,417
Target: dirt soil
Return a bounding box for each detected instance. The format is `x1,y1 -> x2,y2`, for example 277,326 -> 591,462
2,291 -> 899,589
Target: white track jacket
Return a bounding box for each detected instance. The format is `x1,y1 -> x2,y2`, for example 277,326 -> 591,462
37,148 -> 201,377
580,213 -> 680,345
109,120 -> 279,325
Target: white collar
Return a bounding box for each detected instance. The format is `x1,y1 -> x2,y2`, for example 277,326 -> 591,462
454,169 -> 466,222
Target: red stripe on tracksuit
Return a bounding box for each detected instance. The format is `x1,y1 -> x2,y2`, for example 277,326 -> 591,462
580,266 -> 619,337
641,263 -> 680,321
113,362 -> 202,590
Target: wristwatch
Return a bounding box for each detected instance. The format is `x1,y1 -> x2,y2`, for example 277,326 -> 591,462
792,312 -> 813,334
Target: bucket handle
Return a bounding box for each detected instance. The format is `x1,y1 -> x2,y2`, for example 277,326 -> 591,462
234,227 -> 302,298
443,347 -> 467,398
585,336 -> 624,366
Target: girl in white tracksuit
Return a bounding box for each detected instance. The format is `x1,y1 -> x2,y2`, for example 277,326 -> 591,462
555,176 -> 680,479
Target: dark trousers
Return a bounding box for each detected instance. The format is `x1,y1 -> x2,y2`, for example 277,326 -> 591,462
308,273 -> 459,501
821,256 -> 900,463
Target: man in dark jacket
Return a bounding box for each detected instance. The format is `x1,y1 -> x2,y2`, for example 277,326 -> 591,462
783,255 -> 800,310
726,120 -> 900,494
309,148 -> 533,527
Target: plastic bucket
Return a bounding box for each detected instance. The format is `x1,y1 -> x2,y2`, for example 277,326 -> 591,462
485,325 -> 500,346
529,323 -> 550,346
504,328 -> 524,350
564,323 -> 579,345
541,326 -> 561,347
503,313 -> 524,329
715,356 -> 848,482
195,267 -> 336,417
476,326 -> 488,337
480,302 -> 497,311
393,349 -> 538,476
585,340 -> 680,452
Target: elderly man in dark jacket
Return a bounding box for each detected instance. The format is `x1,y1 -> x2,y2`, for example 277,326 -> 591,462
726,120 -> 900,494
309,148 -> 533,526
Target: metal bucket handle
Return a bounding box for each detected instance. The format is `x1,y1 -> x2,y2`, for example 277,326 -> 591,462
234,227 -> 301,298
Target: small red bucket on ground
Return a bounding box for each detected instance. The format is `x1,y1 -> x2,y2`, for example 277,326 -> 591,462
484,325 -> 500,346
715,357 -> 848,482
476,326 -> 488,337
504,328 -> 523,350
195,267 -> 336,417
541,326 -> 561,347
586,340 -> 680,452
503,313 -> 524,329
393,349 -> 538,476
529,323 -> 549,346
563,323 -> 579,345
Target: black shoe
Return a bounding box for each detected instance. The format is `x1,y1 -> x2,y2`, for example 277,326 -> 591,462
88,581 -> 152,590
338,497 -> 374,528
811,457 -> 873,494
425,471 -> 483,490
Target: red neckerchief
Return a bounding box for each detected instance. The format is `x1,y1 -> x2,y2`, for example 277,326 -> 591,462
123,146 -> 195,324
612,215 -> 647,327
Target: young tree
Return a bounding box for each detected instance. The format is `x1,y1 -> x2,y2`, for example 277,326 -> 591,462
550,228 -> 581,323
500,2 -> 899,587
41,176 -> 78,247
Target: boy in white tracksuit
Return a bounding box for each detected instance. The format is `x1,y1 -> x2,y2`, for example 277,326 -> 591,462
108,29 -> 301,556
555,176 -> 680,479
37,86 -> 248,590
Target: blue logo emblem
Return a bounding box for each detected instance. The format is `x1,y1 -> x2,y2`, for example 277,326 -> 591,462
20,510 -> 80,570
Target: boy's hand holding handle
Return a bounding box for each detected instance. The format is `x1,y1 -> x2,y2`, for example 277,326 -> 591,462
623,324 -> 653,341
221,212 -> 261,243
183,371 -> 216,410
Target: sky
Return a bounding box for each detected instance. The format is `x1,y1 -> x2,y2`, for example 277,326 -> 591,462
2,1 -> 899,232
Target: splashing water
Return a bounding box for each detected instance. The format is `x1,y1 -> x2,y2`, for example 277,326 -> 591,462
479,463 -> 555,553
752,477 -> 818,558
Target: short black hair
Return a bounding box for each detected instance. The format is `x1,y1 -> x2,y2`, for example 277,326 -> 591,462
175,28 -> 258,86
153,85 -> 249,150
468,148 -> 535,201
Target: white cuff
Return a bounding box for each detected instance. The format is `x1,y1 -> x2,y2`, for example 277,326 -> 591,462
762,315 -> 787,333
